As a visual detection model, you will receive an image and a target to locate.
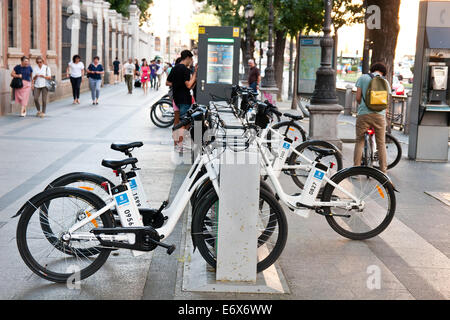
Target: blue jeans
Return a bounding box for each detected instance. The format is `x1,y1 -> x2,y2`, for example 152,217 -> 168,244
249,82 -> 258,92
89,78 -> 101,101
178,104 -> 191,117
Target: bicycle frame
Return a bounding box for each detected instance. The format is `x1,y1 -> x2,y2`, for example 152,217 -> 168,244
255,136 -> 362,211
67,151 -> 220,243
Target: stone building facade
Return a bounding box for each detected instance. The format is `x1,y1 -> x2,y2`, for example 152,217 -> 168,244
0,0 -> 153,116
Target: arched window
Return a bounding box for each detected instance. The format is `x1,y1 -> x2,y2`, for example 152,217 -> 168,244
155,37 -> 161,52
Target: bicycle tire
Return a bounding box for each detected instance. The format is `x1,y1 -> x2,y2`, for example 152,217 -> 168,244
266,121 -> 307,154
287,140 -> 343,189
17,187 -> 115,283
378,133 -> 402,170
191,188 -> 287,273
150,101 -> 174,128
321,166 -> 396,240
297,99 -> 310,118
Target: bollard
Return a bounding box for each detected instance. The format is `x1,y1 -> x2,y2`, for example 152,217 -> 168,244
216,145 -> 259,282
344,84 -> 353,116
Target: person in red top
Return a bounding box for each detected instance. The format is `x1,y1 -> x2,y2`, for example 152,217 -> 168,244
141,59 -> 150,95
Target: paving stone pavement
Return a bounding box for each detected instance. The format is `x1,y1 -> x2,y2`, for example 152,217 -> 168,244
0,91 -> 449,300
0,83 -> 177,299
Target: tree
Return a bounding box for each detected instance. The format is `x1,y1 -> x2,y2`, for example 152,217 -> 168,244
331,0 -> 365,69
365,0 -> 401,85
279,0 -> 324,108
106,0 -> 153,25
185,13 -> 221,44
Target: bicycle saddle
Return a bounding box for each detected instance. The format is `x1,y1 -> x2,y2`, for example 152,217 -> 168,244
101,158 -> 138,170
283,113 -> 303,121
308,146 -> 336,157
111,142 -> 143,153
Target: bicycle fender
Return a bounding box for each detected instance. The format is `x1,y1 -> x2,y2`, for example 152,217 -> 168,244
44,172 -> 115,191
322,166 -> 399,200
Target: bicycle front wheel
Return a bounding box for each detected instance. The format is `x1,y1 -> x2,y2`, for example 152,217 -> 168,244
321,166 -> 396,240
191,188 -> 287,273
16,187 -> 115,283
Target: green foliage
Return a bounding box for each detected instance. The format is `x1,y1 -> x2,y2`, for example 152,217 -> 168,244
332,0 -> 365,31
105,0 -> 153,24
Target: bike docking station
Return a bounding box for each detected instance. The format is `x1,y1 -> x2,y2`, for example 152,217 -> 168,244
181,25 -> 289,294
182,109 -> 290,294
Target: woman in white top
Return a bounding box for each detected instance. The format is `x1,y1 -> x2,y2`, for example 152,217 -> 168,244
66,54 -> 85,104
32,56 -> 51,118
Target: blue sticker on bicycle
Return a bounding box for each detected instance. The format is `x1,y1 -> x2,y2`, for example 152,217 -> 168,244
115,194 -> 130,206
314,170 -> 325,180
129,179 -> 137,190
283,142 -> 291,149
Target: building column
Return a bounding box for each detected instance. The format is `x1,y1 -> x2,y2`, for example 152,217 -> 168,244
70,0 -> 81,58
123,20 -> 128,60
129,2 -> 140,60
83,1 -> 94,64
109,11 -> 117,63
117,14 -> 123,63
102,2 -> 111,71
94,0 -> 103,59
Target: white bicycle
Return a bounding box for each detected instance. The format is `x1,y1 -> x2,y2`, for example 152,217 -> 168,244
15,108 -> 288,283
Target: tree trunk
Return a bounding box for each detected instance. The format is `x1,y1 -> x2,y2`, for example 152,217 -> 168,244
367,0 -> 401,86
332,32 -> 338,70
291,32 -> 301,110
288,37 -> 294,100
274,29 -> 287,101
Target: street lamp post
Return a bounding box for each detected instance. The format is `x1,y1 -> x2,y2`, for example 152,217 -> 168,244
261,0 -> 276,88
244,2 -> 255,79
310,0 -> 337,105
308,0 -> 343,149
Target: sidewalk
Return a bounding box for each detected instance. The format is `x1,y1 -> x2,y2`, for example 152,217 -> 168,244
0,83 -> 178,299
0,91 -> 449,300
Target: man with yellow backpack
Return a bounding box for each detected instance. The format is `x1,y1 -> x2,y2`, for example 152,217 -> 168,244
353,62 -> 391,173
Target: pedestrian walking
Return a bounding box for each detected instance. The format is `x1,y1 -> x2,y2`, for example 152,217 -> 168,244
66,55 -> 85,105
166,50 -> 198,152
353,62 -> 390,173
87,56 -> 104,105
32,56 -> 51,118
156,59 -> 164,89
247,59 -> 261,93
141,59 -> 150,94
123,58 -> 136,94
150,60 -> 158,89
134,58 -> 141,79
11,56 -> 33,117
164,62 -> 173,77
113,57 -> 120,84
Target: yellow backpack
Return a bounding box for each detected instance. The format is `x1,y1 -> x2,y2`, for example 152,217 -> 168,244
363,73 -> 390,112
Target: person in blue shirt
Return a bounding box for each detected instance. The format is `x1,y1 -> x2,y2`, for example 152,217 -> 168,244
87,56 -> 104,105
11,56 -> 33,117
354,62 -> 390,173
149,60 -> 159,89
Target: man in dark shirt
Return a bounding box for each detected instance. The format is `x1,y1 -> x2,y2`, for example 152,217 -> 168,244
113,57 -> 120,84
149,60 -> 158,89
166,50 -> 197,153
166,50 -> 197,117
247,59 -> 260,92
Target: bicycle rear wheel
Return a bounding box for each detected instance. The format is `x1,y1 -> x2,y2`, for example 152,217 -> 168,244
150,100 -> 174,128
376,133 -> 402,170
287,140 -> 343,190
191,188 -> 287,273
321,166 -> 396,240
16,187 -> 115,283
266,121 -> 307,155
